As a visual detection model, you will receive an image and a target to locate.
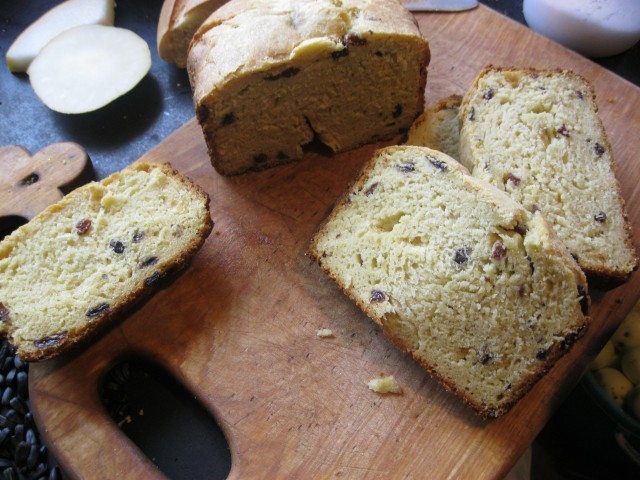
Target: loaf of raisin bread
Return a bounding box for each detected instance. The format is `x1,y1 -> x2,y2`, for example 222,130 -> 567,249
405,94 -> 461,159
187,0 -> 430,175
157,0 -> 228,68
310,146 -> 590,417
458,67 -> 637,287
0,163 -> 213,361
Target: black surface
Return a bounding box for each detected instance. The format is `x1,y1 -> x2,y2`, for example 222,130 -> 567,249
0,0 -> 193,181
1,1 -> 640,479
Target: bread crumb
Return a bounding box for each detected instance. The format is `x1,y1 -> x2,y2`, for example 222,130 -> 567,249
368,375 -> 402,394
316,328 -> 334,338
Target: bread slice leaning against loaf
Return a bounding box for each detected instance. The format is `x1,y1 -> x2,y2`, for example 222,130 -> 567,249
0,163 -> 213,361
157,0 -> 228,68
310,146 -> 590,418
457,67 -> 637,287
187,0 -> 430,175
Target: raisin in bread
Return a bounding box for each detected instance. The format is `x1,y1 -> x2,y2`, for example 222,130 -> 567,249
157,0 -> 228,68
187,0 -> 430,176
405,94 -> 462,159
0,162 -> 213,361
458,67 -> 637,287
310,146 -> 590,417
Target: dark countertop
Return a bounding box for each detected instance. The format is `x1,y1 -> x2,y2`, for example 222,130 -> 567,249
1,1 -> 640,479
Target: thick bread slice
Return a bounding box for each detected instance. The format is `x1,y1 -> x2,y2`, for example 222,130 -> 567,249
187,0 -> 430,176
458,67 -> 637,287
0,163 -> 213,361
405,94 -> 462,159
310,146 -> 590,417
157,0 -> 228,68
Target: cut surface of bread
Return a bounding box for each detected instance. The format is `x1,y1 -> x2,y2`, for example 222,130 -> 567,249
0,163 -> 213,361
187,0 -> 430,176
310,146 -> 590,417
405,94 -> 462,159
157,0 -> 228,68
458,67 -> 637,286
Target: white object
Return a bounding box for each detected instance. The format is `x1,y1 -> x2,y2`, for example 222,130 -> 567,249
28,25 -> 151,114
523,0 -> 640,57
6,0 -> 116,73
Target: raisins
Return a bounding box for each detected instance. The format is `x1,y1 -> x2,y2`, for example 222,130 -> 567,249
365,182 -> 379,196
468,107 -> 475,121
110,240 -> 125,254
483,88 -> 494,100
331,48 -> 349,60
396,162 -> 415,173
574,90 -> 584,99
144,272 -> 162,287
453,247 -> 470,266
557,124 -> 570,137
427,156 -> 448,171
75,219 -> 91,235
0,305 -> 10,324
344,33 -> 367,46
594,142 -> 605,156
221,112 -> 235,125
561,328 -> 584,350
505,173 -> 521,186
33,332 -> 67,349
132,230 -> 145,242
370,290 -> 386,303
492,240 -> 507,260
253,153 -> 268,164
479,352 -> 493,365
139,256 -> 158,268
264,67 -> 300,81
536,349 -> 547,360
86,303 -> 109,318
594,211 -> 607,223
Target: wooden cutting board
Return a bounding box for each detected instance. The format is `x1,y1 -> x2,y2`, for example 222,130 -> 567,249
27,5 -> 640,479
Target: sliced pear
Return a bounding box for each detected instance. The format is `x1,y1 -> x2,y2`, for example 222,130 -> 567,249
28,25 -> 151,114
6,0 -> 116,73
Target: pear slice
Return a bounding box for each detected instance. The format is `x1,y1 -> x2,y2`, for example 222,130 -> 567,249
6,0 -> 116,73
27,25 -> 151,114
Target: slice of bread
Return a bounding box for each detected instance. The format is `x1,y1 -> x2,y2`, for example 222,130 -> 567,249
458,67 -> 637,287
187,0 -> 430,175
310,145 -> 590,417
405,94 -> 462,160
157,0 -> 228,68
0,162 -> 213,361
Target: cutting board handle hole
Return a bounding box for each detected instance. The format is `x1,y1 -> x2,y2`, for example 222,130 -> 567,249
99,358 -> 232,479
0,215 -> 28,241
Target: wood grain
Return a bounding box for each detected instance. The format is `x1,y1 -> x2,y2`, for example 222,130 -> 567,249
27,5 -> 640,480
0,142 -> 92,222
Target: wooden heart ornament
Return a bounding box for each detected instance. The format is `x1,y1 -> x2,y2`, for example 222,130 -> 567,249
0,142 -> 94,227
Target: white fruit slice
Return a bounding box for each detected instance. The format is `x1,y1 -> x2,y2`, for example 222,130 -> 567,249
6,0 -> 116,73
28,25 -> 152,114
